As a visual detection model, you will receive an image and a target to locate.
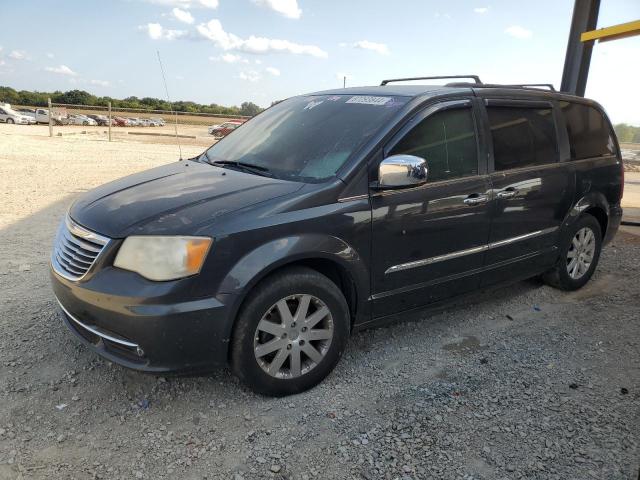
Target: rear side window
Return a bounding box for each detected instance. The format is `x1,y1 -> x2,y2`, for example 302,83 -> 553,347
560,101 -> 616,160
390,107 -> 478,182
487,106 -> 558,171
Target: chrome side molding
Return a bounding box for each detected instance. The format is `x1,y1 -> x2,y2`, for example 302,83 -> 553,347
56,298 -> 139,348
385,226 -> 558,274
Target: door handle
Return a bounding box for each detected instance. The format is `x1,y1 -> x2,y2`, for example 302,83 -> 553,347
496,188 -> 517,199
463,194 -> 489,206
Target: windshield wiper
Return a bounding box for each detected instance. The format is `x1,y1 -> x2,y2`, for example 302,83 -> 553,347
210,160 -> 272,177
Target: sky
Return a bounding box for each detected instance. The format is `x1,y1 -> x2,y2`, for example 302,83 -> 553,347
0,0 -> 639,124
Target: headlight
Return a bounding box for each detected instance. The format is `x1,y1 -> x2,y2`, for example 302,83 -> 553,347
114,236 -> 212,281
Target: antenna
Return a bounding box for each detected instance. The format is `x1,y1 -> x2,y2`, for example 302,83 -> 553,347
156,50 -> 182,160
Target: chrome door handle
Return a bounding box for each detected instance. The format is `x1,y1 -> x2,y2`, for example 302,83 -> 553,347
463,195 -> 489,206
496,189 -> 517,199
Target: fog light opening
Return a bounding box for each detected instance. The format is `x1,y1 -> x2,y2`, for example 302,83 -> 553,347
136,346 -> 145,357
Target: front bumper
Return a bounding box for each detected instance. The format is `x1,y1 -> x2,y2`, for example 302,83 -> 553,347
51,265 -> 236,373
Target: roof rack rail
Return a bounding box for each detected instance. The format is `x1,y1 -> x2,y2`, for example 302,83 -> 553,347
444,82 -> 556,92
503,83 -> 556,91
380,75 -> 482,86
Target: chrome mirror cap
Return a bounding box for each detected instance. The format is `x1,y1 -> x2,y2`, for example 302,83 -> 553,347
378,154 -> 428,189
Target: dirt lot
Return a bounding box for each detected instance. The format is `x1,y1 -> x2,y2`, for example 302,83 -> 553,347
0,125 -> 639,479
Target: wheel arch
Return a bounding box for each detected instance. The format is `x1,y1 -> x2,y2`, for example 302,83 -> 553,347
219,234 -> 370,348
563,192 -> 610,238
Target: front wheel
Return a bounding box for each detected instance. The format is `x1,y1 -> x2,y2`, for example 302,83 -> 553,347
543,214 -> 602,291
231,266 -> 350,396
7,118 -> 14,124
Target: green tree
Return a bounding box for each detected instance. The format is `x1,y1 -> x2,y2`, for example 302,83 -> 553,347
239,101 -> 261,116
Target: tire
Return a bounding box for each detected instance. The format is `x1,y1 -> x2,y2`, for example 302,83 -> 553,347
83,121 -> 88,126
543,214 -> 602,291
7,118 -> 14,124
231,266 -> 350,396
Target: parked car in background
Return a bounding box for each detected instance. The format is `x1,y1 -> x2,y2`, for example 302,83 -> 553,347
127,117 -> 143,126
87,114 -> 111,126
17,108 -> 36,118
0,104 -> 35,124
67,114 -> 98,126
29,108 -> 67,125
208,120 -> 245,137
150,117 -> 166,126
112,116 -> 129,127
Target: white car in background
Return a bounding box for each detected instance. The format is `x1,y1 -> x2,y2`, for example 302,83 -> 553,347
67,114 -> 98,126
0,105 -> 35,124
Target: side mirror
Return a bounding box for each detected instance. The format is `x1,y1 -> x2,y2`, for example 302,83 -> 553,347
377,154 -> 428,189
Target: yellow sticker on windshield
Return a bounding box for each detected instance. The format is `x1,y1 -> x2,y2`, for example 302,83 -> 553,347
346,96 -> 391,106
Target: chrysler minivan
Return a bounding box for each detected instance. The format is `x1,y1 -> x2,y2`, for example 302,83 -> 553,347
51,76 -> 623,396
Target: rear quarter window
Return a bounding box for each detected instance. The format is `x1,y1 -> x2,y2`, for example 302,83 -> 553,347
560,101 -> 617,160
487,106 -> 558,171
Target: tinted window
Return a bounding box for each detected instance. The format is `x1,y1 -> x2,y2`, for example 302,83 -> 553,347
487,106 -> 558,171
390,108 -> 478,182
560,101 -> 616,160
205,94 -> 408,182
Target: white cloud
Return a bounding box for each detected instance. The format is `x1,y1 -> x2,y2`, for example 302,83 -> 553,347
46,52 -> 55,59
9,50 -> 27,60
172,7 -> 194,24
139,23 -> 187,40
434,12 -> 451,19
505,25 -> 532,39
90,79 -> 110,87
474,7 -> 489,14
0,60 -> 6,67
197,19 -> 328,58
266,66 -> 280,76
143,0 -> 218,8
255,59 -> 262,65
239,70 -> 261,82
45,65 -> 77,76
252,0 -> 301,19
348,40 -> 389,55
210,53 -> 249,63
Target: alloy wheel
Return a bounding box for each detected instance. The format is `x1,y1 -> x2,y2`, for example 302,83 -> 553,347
567,227 -> 596,280
253,294 -> 334,379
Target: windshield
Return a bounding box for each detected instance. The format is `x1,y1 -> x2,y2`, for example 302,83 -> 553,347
204,94 -> 408,182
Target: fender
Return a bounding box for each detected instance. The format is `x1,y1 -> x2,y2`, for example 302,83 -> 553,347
561,191 -> 611,241
218,234 -> 370,338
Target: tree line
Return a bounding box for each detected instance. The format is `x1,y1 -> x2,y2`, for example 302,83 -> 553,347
0,86 -> 263,116
614,124 -> 640,144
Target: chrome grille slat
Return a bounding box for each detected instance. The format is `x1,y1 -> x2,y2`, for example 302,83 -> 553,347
52,217 -> 111,281
61,228 -> 103,253
57,250 -> 91,270
59,244 -> 94,265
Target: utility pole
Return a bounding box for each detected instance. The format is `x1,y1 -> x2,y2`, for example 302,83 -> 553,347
108,101 -> 112,142
47,98 -> 53,137
343,76 -> 346,88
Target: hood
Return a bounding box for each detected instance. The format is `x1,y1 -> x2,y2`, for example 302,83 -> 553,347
69,160 -> 303,238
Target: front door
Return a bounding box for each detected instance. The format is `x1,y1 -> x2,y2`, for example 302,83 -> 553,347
479,99 -> 575,285
371,99 -> 492,318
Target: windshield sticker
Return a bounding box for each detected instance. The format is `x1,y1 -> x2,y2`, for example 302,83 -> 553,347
346,96 -> 391,106
384,97 -> 403,108
326,95 -> 342,101
304,100 -> 324,110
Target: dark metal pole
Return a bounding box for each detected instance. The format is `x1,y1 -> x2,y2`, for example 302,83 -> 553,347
560,0 -> 601,96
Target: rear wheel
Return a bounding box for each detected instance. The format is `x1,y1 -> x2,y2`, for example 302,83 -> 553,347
543,214 -> 602,291
7,118 -> 14,124
231,266 -> 350,396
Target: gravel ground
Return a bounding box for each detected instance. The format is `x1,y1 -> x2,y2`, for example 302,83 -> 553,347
1,126 -> 639,479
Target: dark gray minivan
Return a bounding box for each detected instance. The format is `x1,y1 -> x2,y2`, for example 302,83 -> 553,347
51,76 -> 623,396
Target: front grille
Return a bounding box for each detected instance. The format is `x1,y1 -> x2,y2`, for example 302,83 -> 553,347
52,216 -> 110,281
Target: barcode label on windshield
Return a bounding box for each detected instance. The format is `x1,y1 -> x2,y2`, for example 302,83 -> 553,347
346,96 -> 391,106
